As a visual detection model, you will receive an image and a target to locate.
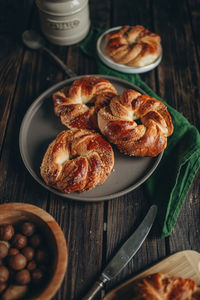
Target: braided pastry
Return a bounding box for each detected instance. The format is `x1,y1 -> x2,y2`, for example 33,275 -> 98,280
40,129 -> 114,194
129,273 -> 200,299
97,89 -> 173,157
105,25 -> 161,67
53,76 -> 117,130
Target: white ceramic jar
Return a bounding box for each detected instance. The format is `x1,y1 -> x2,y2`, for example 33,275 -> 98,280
36,0 -> 90,45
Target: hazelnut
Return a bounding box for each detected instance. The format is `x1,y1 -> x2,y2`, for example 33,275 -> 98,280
0,266 -> 9,283
29,234 -> 42,248
9,253 -> 27,271
8,248 -> 19,256
27,260 -> 37,271
15,269 -> 31,285
2,284 -> 28,299
12,234 -> 27,249
0,221 -> 51,293
31,268 -> 44,284
22,247 -> 34,261
0,282 -> 7,294
0,241 -> 10,248
21,222 -> 35,237
0,242 -> 9,259
0,224 -> 14,241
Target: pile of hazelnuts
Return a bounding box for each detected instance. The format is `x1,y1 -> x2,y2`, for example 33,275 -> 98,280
0,221 -> 51,299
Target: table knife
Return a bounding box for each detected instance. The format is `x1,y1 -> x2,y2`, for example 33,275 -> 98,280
82,204 -> 157,300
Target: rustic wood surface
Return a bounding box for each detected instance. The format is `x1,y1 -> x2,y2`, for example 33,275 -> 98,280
0,0 -> 200,299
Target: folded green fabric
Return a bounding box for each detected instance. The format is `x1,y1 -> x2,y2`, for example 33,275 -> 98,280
80,28 -> 200,237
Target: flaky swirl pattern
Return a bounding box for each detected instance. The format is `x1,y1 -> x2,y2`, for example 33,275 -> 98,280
131,273 -> 200,299
53,76 -> 117,130
97,89 -> 174,157
40,129 -> 114,194
105,25 -> 162,67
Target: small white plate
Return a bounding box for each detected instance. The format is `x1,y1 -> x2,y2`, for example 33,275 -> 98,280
97,26 -> 162,74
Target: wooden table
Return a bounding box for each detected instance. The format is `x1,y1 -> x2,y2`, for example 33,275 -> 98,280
1,0 -> 200,299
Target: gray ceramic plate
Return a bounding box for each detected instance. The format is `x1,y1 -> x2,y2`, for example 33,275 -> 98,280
19,75 -> 162,202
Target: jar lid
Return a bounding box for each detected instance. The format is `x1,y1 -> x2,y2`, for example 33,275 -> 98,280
36,0 -> 88,16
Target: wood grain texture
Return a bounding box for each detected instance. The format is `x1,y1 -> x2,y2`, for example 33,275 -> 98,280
104,0 -> 167,295
0,0 -> 200,299
0,0 -> 34,149
151,0 -> 200,257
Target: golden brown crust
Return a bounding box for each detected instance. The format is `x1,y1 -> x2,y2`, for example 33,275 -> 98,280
130,273 -> 199,300
40,129 -> 114,194
97,90 -> 173,157
105,25 -> 161,67
53,76 -> 117,130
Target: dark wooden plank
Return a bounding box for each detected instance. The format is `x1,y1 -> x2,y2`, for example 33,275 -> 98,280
182,1 -> 200,250
153,0 -> 200,121
0,0 -> 34,151
103,0 -> 167,295
18,4 -> 105,300
111,0 -> 153,28
37,2 -> 108,299
0,1 -> 200,300
0,49 -> 48,208
0,0 -> 34,34
188,0 -> 200,54
48,198 -> 104,300
187,0 -> 200,129
0,19 -> 104,300
0,2 -> 70,208
104,191 -> 167,294
152,0 -> 200,253
0,1 -> 49,206
90,0 -> 112,29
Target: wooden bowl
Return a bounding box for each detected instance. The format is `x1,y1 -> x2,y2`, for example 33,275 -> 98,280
0,203 -> 68,300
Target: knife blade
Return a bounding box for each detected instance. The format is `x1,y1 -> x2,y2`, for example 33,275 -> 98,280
82,205 -> 157,300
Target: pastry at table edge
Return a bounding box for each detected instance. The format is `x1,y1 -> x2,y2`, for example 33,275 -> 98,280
40,129 -> 114,194
113,273 -> 200,299
104,25 -> 162,68
97,89 -> 174,157
52,76 -> 117,130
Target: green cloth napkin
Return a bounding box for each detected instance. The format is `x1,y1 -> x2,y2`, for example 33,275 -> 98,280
80,28 -> 200,237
